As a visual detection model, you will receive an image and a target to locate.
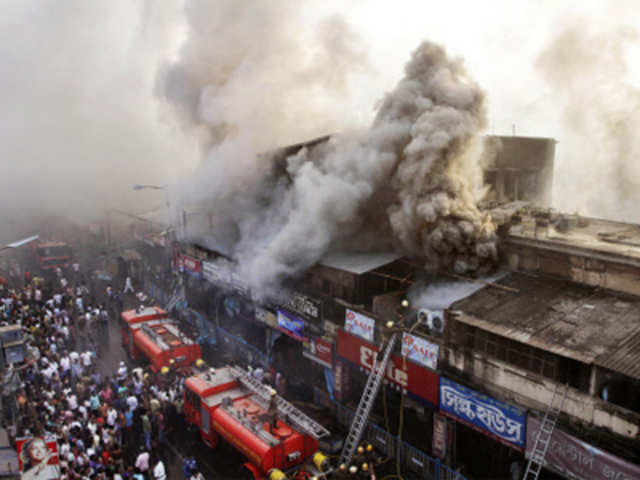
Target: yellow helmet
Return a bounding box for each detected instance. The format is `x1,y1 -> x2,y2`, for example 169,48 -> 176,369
169,358 -> 175,365
160,366 -> 170,375
195,359 -> 204,367
366,444 -> 373,452
357,446 -> 364,454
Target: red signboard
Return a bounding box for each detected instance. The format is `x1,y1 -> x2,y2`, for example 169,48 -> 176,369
337,329 -> 439,406
303,337 -> 333,369
16,436 -> 60,479
180,254 -> 201,274
433,413 -> 447,459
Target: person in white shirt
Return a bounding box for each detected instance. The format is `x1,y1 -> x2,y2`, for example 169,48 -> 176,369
124,276 -> 134,294
67,394 -> 77,411
106,407 -> 118,427
72,262 -> 79,273
117,362 -> 127,380
135,449 -> 150,473
81,351 -> 92,369
126,394 -> 138,412
153,458 -> 166,480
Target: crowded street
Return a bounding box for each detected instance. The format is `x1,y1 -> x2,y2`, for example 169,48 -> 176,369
0,261 -> 251,479
3,2 -> 640,479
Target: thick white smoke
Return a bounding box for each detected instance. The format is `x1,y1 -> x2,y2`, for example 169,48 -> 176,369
160,15 -> 497,294
536,21 -> 640,221
0,1 -> 196,243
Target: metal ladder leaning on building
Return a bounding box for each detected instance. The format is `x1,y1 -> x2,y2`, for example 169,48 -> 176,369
339,333 -> 398,467
230,366 -> 331,440
523,384 -> 568,480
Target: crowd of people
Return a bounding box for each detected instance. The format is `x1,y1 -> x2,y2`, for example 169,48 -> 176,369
0,266 -> 205,480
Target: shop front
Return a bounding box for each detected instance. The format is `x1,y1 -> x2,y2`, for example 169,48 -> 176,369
439,377 -> 527,478
336,328 -> 440,455
525,415 -> 640,480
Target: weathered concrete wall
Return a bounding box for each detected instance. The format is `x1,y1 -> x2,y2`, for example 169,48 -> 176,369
444,347 -> 640,440
504,241 -> 640,296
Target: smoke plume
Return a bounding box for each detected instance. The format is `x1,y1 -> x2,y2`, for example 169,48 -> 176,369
536,21 -> 640,220
160,16 -> 497,294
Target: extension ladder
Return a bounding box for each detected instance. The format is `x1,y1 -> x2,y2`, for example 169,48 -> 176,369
230,366 -> 330,440
523,384 -> 567,480
339,333 -> 398,467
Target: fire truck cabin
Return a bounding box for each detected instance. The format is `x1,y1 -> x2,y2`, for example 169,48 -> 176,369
120,306 -> 201,372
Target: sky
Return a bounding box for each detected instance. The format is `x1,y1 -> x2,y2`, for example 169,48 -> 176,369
1,0 -> 639,247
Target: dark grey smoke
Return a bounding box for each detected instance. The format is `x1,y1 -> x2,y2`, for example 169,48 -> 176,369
161,26 -> 498,294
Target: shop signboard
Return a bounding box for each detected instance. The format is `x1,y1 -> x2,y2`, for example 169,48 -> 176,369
255,306 -> 277,328
180,254 -> 201,277
16,435 -> 60,479
337,329 -> 438,406
432,413 -> 447,459
440,377 -> 526,451
302,337 -> 333,369
526,416 -> 640,480
334,359 -> 350,401
401,332 -> 439,370
276,309 -> 306,342
270,288 -> 321,320
323,319 -> 339,337
345,309 -> 375,342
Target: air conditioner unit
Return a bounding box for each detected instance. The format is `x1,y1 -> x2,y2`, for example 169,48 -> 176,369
427,310 -> 445,334
417,308 -> 430,325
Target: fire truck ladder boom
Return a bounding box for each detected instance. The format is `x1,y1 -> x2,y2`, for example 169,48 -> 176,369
165,284 -> 185,312
339,333 -> 398,467
230,366 -> 330,440
522,384 -> 567,480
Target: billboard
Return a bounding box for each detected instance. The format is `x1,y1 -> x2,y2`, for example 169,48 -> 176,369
302,337 -> 333,369
337,329 -> 439,405
276,309 -> 306,342
440,377 -> 526,450
16,436 -> 60,479
401,332 -> 438,370
345,309 -> 375,342
526,416 -> 640,480
180,254 -> 201,277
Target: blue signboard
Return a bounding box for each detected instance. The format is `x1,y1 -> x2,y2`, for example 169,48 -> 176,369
440,377 -> 526,450
276,309 -> 305,341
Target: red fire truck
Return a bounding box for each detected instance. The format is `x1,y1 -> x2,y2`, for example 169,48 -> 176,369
184,365 -> 331,480
32,241 -> 72,272
120,306 -> 202,373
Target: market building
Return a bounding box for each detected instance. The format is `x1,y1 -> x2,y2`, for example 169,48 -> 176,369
128,133 -> 640,479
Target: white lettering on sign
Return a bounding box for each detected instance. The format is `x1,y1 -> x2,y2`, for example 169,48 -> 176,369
359,344 -> 408,387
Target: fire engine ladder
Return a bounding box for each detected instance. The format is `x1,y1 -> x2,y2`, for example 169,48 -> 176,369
339,333 -> 398,467
165,284 -> 185,312
522,384 -> 567,480
229,366 -> 330,440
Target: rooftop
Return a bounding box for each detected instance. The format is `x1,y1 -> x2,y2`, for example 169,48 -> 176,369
507,213 -> 640,265
450,271 -> 640,379
319,251 -> 404,275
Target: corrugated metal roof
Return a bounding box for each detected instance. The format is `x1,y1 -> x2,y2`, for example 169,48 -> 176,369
596,329 -> 640,381
451,272 -> 640,372
319,251 -> 404,275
